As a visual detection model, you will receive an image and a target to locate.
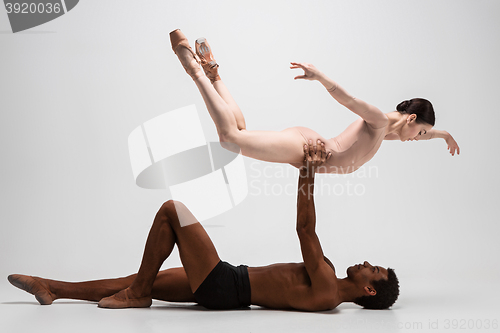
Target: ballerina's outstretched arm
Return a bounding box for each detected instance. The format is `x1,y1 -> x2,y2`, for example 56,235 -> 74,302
291,62 -> 388,129
416,129 -> 460,156
384,129 -> 460,156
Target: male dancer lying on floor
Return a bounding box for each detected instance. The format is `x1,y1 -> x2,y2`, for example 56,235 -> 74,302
8,140 -> 399,311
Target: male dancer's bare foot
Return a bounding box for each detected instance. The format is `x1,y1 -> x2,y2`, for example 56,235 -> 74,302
97,287 -> 152,309
8,274 -> 56,305
170,29 -> 204,81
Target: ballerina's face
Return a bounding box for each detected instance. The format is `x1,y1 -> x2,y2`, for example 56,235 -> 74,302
400,114 -> 433,142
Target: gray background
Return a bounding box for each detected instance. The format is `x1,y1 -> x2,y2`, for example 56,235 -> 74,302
1,0 -> 499,332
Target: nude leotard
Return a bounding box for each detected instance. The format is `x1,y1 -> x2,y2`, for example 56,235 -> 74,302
289,118 -> 387,174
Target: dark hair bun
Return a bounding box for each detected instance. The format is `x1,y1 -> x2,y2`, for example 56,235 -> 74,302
396,100 -> 412,112
395,98 -> 435,126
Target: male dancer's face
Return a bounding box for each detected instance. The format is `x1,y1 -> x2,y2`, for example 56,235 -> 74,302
346,261 -> 389,285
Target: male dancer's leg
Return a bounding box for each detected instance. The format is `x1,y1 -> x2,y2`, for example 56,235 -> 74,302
8,267 -> 195,304
8,200 -> 220,307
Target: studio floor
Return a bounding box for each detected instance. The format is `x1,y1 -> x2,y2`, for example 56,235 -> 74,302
1,279 -> 498,333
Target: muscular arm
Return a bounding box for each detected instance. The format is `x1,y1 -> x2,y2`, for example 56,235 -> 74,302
296,166 -> 322,271
295,144 -> 337,309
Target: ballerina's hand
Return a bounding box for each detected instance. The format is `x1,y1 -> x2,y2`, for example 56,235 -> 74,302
290,62 -> 322,81
445,134 -> 460,156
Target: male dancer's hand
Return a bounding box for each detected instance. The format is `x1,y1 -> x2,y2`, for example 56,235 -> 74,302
301,139 -> 331,176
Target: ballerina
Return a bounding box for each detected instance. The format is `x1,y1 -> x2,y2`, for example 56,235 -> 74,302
169,29 -> 460,174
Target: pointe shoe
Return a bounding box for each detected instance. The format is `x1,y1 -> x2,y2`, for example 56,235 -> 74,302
98,288 -> 152,309
8,274 -> 55,305
195,37 -> 221,84
169,29 -> 204,80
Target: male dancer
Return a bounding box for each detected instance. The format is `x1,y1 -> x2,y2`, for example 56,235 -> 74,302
9,141 -> 399,311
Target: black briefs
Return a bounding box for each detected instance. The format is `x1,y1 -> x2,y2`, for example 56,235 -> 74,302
193,260 -> 251,310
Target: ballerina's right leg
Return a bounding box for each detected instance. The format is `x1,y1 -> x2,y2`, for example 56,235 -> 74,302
212,80 -> 246,131
194,36 -> 246,131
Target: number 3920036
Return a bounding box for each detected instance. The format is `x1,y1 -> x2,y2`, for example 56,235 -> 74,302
5,2 -> 62,14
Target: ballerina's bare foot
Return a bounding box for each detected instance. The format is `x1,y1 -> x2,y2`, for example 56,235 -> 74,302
170,29 -> 204,81
97,288 -> 152,309
8,274 -> 56,305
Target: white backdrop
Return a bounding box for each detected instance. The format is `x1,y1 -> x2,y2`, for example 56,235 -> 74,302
1,0 -> 499,331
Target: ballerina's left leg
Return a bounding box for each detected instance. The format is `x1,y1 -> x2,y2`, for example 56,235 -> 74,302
170,29 -> 306,163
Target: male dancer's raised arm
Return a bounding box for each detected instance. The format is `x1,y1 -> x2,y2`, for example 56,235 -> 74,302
295,140 -> 338,311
